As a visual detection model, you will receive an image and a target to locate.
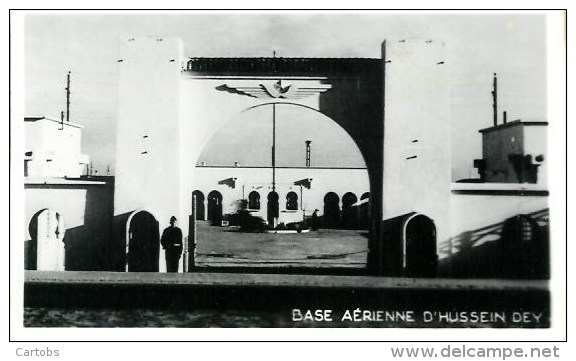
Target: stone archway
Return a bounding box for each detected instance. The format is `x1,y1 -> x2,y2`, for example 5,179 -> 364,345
116,41 -> 450,275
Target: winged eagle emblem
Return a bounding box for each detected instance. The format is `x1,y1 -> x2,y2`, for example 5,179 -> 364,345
261,80 -> 298,98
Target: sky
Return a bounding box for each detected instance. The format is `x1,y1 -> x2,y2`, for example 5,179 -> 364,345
24,12 -> 547,179
198,104 -> 366,168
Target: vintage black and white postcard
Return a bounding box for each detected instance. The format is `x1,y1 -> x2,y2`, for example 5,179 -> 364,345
9,9 -> 567,342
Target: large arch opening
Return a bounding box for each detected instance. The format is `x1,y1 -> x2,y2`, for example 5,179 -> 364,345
192,103 -> 370,271
26,208 -> 66,271
126,210 -> 160,272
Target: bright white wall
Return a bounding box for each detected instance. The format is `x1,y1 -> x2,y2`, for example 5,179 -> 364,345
193,166 -> 370,217
382,38 -> 452,244
115,37 -> 183,223
25,188 -> 88,239
24,118 -> 86,178
446,184 -> 548,260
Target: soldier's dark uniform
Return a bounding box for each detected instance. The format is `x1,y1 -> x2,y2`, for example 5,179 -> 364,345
161,221 -> 183,273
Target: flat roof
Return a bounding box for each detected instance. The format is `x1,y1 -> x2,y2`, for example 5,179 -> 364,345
24,177 -> 106,186
479,119 -> 548,133
185,57 -> 382,76
24,116 -> 84,129
451,182 -> 548,196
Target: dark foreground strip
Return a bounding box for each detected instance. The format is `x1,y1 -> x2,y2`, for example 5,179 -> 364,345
24,271 -> 550,328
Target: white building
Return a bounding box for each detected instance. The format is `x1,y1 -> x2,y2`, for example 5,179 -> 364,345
24,116 -> 89,179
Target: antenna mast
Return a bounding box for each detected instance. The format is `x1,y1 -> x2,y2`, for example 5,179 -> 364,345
492,73 -> 497,127
66,71 -> 71,122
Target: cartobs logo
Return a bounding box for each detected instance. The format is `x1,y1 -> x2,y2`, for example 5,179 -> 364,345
16,347 -> 60,357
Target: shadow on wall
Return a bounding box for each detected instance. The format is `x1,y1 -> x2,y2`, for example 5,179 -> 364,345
65,181 -> 116,271
25,180 -> 116,271
24,239 -> 37,270
110,212 -> 133,271
438,209 -> 550,279
25,209 -> 46,270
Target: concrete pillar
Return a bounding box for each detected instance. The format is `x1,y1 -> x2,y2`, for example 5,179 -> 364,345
380,38 -> 451,275
114,37 -> 185,273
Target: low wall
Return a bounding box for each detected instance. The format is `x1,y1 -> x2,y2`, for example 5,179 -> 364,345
438,183 -> 549,278
24,177 -> 116,271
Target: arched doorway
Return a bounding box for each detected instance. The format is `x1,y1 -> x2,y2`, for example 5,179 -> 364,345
127,211 -> 160,272
341,192 -> 358,229
286,191 -> 298,211
248,191 -> 261,210
26,209 -> 66,271
267,191 -> 279,226
359,192 -> 370,230
192,190 -> 205,220
208,190 -> 223,226
193,102 -> 372,269
403,214 -> 437,277
323,192 -> 340,228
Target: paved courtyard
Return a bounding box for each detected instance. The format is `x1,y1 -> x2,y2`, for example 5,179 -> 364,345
194,221 -> 368,268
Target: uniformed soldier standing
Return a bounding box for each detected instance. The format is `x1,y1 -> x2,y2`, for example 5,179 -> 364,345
161,216 -> 183,273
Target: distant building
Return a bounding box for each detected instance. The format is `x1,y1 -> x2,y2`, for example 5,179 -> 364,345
474,120 -> 548,185
24,116 -> 89,178
192,165 -> 370,229
24,116 -> 114,272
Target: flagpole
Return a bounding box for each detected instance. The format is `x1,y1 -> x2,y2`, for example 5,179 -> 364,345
271,50 -> 278,227
272,103 -> 276,193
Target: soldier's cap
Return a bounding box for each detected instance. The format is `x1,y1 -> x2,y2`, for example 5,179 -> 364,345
170,216 -> 177,223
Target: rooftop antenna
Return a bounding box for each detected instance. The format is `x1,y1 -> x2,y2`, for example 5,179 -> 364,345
491,73 -> 497,127
65,71 -> 71,122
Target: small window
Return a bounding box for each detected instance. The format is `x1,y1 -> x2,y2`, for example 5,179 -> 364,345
286,192 -> 298,211
248,191 -> 260,210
